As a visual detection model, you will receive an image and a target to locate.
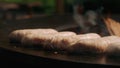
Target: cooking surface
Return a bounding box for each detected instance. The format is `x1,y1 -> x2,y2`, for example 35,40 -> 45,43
0,15 -> 120,67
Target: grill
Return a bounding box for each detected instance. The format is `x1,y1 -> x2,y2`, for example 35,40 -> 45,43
0,15 -> 120,67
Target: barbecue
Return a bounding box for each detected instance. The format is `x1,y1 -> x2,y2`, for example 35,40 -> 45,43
0,0 -> 120,67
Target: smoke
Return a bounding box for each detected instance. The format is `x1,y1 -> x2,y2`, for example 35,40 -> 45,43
73,5 -> 98,33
